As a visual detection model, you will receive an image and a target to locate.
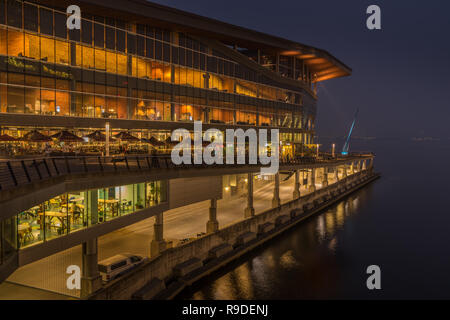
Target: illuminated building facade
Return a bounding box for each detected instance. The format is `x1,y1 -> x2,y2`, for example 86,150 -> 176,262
0,0 -> 351,158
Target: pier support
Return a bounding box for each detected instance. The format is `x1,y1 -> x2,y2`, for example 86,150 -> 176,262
85,189 -> 99,225
244,173 -> 255,218
342,165 -> 348,178
308,168 -> 316,192
272,172 -> 281,208
293,170 -> 300,199
206,199 -> 219,233
151,212 -> 166,258
81,238 -> 102,298
322,167 -> 328,187
334,166 -> 339,182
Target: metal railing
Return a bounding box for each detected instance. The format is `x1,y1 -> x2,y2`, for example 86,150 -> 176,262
0,153 -> 372,193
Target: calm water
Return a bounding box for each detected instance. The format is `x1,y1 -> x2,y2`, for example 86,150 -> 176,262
180,138 -> 450,299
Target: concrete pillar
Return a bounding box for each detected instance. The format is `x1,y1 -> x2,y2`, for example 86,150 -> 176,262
334,166 -> 339,182
369,158 -> 374,172
272,172 -> 281,208
244,173 -> 255,218
81,238 -> 102,298
86,190 -> 99,226
206,199 -> 219,233
308,168 -> 316,192
293,170 -> 300,199
322,167 -> 328,187
150,212 -> 166,258
362,160 -> 367,171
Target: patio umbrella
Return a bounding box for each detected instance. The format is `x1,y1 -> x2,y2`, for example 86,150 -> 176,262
113,131 -> 140,142
20,130 -> 52,142
83,130 -> 114,142
146,136 -> 165,147
0,134 -> 17,142
165,136 -> 180,147
50,130 -> 84,143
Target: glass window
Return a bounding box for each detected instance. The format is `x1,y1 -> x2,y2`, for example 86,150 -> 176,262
116,29 -> 125,52
95,48 -> 105,70
24,33 -> 40,59
7,0 -> 21,28
127,33 -> 136,54
40,37 -> 55,63
0,27 -> 5,56
44,195 -> 68,241
137,35 -> 145,56
54,12 -> 67,39
94,22 -> 104,48
120,185 -> 134,215
24,2 -> 38,32
163,43 -> 170,62
81,19 -> 92,44
25,84 -> 40,114
39,7 -> 53,36
17,204 -> 43,248
105,26 -> 115,50
106,51 -> 117,73
0,0 -> 5,25
155,40 -> 162,60
117,53 -> 127,75
82,45 -> 94,68
7,29 -> 23,57
55,40 -> 69,65
134,183 -> 145,210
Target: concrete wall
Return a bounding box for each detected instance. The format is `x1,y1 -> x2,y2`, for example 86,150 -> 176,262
168,176 -> 222,209
90,170 -> 373,300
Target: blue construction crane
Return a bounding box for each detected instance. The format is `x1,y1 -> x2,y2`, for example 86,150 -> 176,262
341,108 -> 359,155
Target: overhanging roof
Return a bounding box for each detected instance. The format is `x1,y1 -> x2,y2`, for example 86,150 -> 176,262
38,0 -> 351,81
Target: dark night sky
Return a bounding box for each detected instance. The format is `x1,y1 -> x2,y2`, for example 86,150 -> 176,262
150,0 -> 450,139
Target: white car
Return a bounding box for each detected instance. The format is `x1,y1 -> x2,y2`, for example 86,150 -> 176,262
98,253 -> 148,282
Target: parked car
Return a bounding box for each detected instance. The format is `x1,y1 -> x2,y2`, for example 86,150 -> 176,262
98,253 -> 148,282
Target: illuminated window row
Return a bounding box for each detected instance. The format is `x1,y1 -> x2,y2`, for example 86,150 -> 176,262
12,180 -> 167,249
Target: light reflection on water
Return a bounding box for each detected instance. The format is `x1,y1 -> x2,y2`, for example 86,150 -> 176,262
180,186 -> 374,300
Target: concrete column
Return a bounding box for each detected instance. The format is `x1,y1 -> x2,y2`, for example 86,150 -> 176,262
272,172 -> 281,208
369,158 -> 374,172
81,238 -> 102,298
322,167 -> 328,187
244,173 -> 255,218
308,168 -> 316,192
86,190 -> 98,226
362,160 -> 367,171
334,166 -> 339,182
342,164 -> 348,178
150,212 -> 166,258
293,170 -> 300,199
206,199 -> 219,233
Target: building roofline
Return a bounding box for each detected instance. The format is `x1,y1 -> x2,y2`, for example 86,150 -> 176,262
38,0 -> 352,81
